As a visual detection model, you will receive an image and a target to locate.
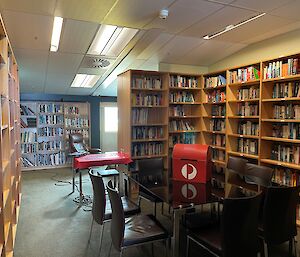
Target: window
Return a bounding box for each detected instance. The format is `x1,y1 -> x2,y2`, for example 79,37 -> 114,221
104,107 -> 118,132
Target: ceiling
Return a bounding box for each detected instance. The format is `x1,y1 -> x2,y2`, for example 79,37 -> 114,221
1,0 -> 300,96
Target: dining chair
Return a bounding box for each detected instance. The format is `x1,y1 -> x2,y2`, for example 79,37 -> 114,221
69,133 -> 101,154
88,170 -> 140,255
137,158 -> 165,217
106,180 -> 169,257
227,156 -> 248,175
186,192 -> 262,257
244,163 -> 273,188
260,186 -> 300,257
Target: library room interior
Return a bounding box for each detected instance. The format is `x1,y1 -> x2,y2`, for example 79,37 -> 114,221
2,0 -> 300,256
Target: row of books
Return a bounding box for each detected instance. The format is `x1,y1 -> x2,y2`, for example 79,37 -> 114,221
170,75 -> 198,88
169,120 -> 194,131
132,76 -> 162,89
237,138 -> 258,155
132,127 -> 164,140
21,117 -> 37,128
169,106 -> 187,117
132,93 -> 163,106
169,133 -> 196,147
65,117 -> 89,128
169,92 -> 195,103
131,142 -> 163,157
237,103 -> 259,116
209,119 -> 225,132
38,140 -> 63,151
273,104 -> 300,119
21,143 -> 37,154
65,129 -> 89,139
272,81 -> 300,98
38,127 -> 64,137
38,103 -> 63,114
237,87 -> 259,100
271,144 -> 300,164
263,58 -> 300,79
211,105 -> 225,116
21,152 -> 67,167
212,134 -> 226,147
204,75 -> 226,88
21,156 -> 38,167
65,106 -> 80,115
21,131 -> 37,143
206,90 -> 226,103
212,149 -> 225,161
20,105 -> 35,116
229,66 -> 260,83
237,121 -> 259,136
272,123 -> 300,139
272,168 -> 300,187
38,114 -> 64,125
132,109 -> 149,124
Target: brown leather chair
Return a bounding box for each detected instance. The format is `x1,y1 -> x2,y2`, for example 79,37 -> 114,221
244,163 -> 273,188
88,170 -> 140,255
227,156 -> 248,175
106,180 -> 169,257
186,193 -> 262,257
69,133 -> 101,154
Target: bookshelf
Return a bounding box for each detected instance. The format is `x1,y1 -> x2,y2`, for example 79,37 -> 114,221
201,71 -> 227,198
20,101 -> 90,170
168,73 -> 201,152
0,14 -> 21,257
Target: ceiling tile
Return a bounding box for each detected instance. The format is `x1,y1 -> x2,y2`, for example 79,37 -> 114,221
180,6 -> 258,38
19,70 -> 46,92
14,48 -> 49,74
0,0 -> 56,15
270,0 -> 300,21
77,68 -> 106,76
66,87 -> 94,95
54,0 -> 117,23
230,0 -> 293,12
207,0 -> 235,3
179,40 -> 246,66
2,10 -> 53,50
104,0 -> 176,28
145,0 -> 224,34
59,19 -> 99,54
44,73 -> 75,94
47,52 -> 84,74
216,14 -> 295,44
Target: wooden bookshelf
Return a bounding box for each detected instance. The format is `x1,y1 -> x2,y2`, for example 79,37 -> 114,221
20,101 -> 90,170
0,14 -> 21,257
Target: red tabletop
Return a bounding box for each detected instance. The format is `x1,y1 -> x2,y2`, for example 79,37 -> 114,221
73,152 -> 132,170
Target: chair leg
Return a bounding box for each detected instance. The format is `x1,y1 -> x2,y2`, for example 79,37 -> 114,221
264,243 -> 268,257
289,239 -> 293,257
154,202 -> 157,217
138,196 -> 142,207
119,249 -> 123,257
161,202 -> 164,215
186,235 -> 190,257
98,224 -> 104,256
151,243 -> 154,257
294,237 -> 298,257
88,218 -> 94,243
107,241 -> 112,257
165,239 -> 168,257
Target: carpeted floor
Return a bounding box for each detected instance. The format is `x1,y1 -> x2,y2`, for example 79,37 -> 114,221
14,168 -> 299,257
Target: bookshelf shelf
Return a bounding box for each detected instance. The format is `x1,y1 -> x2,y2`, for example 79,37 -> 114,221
169,87 -> 200,91
212,159 -> 226,166
210,145 -> 226,151
131,138 -> 167,143
260,159 -> 300,170
262,119 -> 300,123
203,102 -> 226,105
228,79 -> 260,87
228,116 -> 259,119
228,151 -> 259,160
203,130 -> 225,135
261,136 -> 300,144
203,85 -> 226,91
203,116 -> 225,119
169,102 -> 201,105
228,134 -> 259,139
132,123 -> 167,126
169,115 -> 200,119
262,74 -> 300,83
131,88 -> 166,92
131,105 -> 168,108
169,130 -> 201,133
262,98 -> 300,102
228,99 -> 259,103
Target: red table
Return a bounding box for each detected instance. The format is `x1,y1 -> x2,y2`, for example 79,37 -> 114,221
72,152 -> 132,205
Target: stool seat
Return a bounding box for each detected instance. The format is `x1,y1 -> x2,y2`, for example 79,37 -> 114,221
90,168 -> 119,177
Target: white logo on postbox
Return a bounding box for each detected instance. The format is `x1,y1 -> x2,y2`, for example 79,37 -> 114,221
181,163 -> 197,180
181,184 -> 197,200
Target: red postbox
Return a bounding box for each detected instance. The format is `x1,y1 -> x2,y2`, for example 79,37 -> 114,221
172,144 -> 212,183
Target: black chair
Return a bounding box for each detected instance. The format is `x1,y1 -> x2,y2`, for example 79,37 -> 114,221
244,163 -> 273,188
106,180 -> 169,257
227,156 -> 248,175
137,158 -> 165,217
88,170 -> 140,255
69,133 -> 101,154
186,193 -> 262,257
260,186 -> 300,257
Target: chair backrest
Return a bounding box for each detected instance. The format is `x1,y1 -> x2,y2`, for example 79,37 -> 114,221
69,133 -> 88,153
263,186 -> 299,244
222,193 -> 262,257
244,163 -> 273,187
138,158 -> 164,186
89,170 -> 106,225
106,180 -> 125,252
227,156 -> 248,175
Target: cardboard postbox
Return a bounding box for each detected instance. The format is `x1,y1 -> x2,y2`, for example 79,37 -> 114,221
172,144 -> 212,183
172,180 -> 211,204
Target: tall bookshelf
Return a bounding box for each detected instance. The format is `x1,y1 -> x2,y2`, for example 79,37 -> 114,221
168,73 -> 201,151
20,101 -> 90,170
201,71 -> 227,198
0,14 -> 21,257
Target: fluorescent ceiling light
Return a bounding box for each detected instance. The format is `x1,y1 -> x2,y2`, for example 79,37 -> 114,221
88,24 -> 138,56
50,16 -> 63,52
203,13 -> 266,40
70,74 -> 101,88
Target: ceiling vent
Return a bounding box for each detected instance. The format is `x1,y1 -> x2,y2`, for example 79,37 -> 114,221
80,55 -> 115,69
91,57 -> 110,68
